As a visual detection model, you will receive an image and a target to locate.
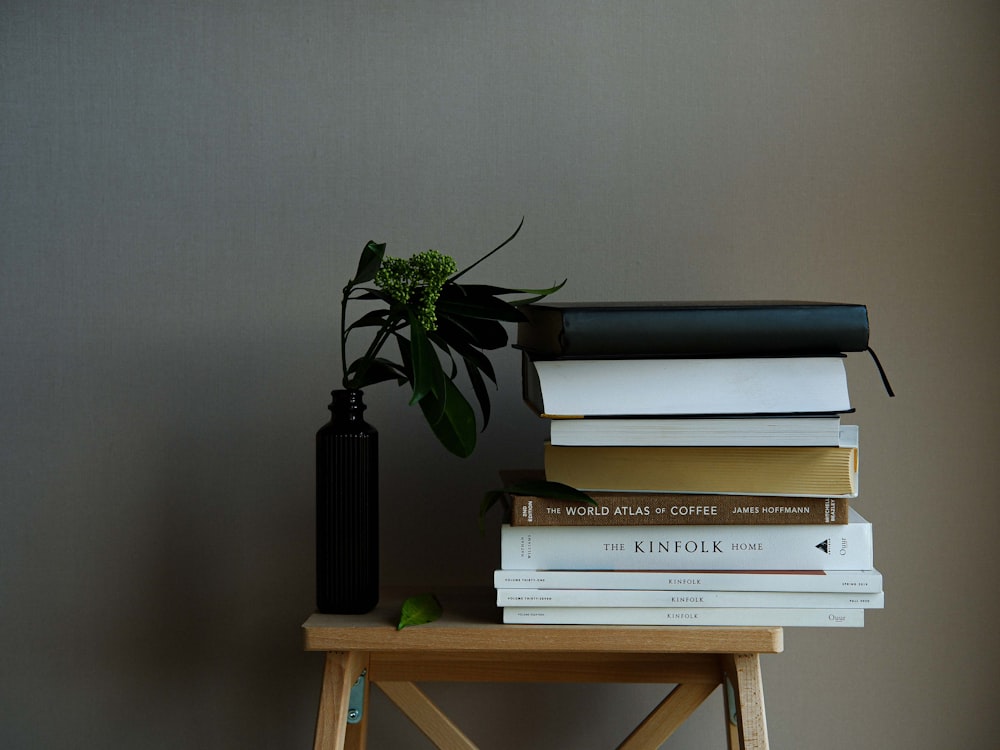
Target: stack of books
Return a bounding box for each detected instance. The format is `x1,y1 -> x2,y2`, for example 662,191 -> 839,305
494,301 -> 884,627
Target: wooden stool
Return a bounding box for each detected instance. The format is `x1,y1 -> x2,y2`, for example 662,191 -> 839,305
303,587 -> 782,749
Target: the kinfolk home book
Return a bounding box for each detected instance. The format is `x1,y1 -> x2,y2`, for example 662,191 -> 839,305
499,509 -> 874,571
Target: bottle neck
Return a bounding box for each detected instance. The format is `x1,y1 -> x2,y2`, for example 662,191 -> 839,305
328,388 -> 367,423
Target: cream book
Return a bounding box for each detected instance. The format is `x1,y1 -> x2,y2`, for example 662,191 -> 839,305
543,426 -> 859,498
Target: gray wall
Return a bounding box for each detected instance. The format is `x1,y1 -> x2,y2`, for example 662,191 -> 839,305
3,2 -> 997,748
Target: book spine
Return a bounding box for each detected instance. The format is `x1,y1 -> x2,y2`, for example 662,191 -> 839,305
508,493 -> 850,526
499,517 -> 873,571
493,569 -> 884,592
496,588 -> 884,609
517,304 -> 870,358
549,416 -> 844,447
502,606 -> 865,627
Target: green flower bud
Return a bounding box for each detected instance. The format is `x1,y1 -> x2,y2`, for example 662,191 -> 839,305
374,249 -> 456,330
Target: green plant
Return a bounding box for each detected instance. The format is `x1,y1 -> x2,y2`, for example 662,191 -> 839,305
340,219 -> 564,458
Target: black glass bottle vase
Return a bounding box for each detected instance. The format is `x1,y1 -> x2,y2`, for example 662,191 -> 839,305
316,389 -> 379,614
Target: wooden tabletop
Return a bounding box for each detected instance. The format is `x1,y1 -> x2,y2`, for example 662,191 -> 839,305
302,586 -> 784,655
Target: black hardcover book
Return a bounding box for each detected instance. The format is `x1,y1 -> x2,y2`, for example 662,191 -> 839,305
515,300 -> 870,358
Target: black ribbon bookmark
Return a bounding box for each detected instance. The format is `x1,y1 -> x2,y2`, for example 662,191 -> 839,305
865,346 -> 895,397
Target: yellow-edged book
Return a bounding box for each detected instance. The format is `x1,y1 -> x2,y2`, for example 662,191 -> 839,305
544,426 -> 858,498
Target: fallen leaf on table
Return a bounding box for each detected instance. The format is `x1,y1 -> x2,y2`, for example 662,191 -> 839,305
397,593 -> 443,630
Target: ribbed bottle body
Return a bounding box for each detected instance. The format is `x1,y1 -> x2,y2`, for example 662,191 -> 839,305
316,389 -> 379,614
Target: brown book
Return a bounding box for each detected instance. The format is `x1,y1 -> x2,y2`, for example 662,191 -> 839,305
508,490 -> 850,526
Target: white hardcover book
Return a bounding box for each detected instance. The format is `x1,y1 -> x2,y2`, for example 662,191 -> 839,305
502,606 -> 865,627
496,588 -> 884,609
524,355 -> 852,417
493,568 -> 884,593
549,415 -> 844,447
500,509 -> 873,571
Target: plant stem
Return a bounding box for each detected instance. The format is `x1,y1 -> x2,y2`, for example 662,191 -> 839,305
344,308 -> 406,389
340,284 -> 352,388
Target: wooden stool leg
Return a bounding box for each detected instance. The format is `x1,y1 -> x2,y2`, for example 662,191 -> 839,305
722,654 -> 769,750
722,666 -> 740,749
617,681 -> 720,750
314,651 -> 367,750
376,681 -> 478,750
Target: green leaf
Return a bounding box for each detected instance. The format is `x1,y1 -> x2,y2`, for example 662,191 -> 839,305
344,308 -> 392,334
478,479 -> 594,531
427,333 -> 460,379
463,356 -> 493,431
419,378 -> 477,457
346,357 -> 406,387
425,327 -> 496,430
407,317 -> 443,407
509,278 -> 569,305
504,479 -> 596,504
438,313 -> 509,350
428,328 -> 488,380
395,331 -> 476,456
394,335 -> 414,379
457,343 -> 496,384
438,285 -> 526,322
432,315 -> 482,353
353,288 -> 392,302
449,218 -> 524,283
397,593 -> 443,630
352,241 -> 385,285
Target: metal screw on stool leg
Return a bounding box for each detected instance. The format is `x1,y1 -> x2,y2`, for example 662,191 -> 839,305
346,670 -> 367,725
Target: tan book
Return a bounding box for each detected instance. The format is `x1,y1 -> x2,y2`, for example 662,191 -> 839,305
543,426 -> 858,498
508,490 -> 849,526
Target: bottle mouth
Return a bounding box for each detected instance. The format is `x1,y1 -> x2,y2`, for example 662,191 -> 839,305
328,388 -> 367,414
